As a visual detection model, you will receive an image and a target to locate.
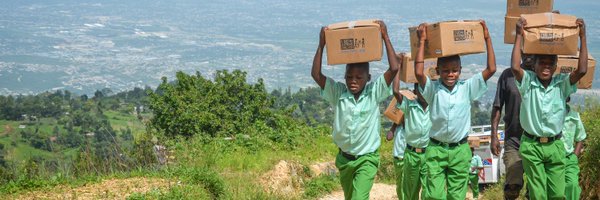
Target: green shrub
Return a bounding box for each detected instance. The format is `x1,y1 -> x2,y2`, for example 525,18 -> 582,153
579,99 -> 600,200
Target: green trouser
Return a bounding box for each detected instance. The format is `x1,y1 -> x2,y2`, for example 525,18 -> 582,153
335,150 -> 380,200
424,141 -> 471,200
402,149 -> 428,200
469,173 -> 479,199
520,135 -> 566,200
394,157 -> 404,199
564,153 -> 581,200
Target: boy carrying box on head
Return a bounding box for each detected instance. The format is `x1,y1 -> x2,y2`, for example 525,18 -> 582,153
387,54 -> 432,199
394,82 -> 432,200
385,53 -> 408,199
511,17 -> 587,199
414,20 -> 496,200
562,96 -> 586,200
311,20 -> 399,200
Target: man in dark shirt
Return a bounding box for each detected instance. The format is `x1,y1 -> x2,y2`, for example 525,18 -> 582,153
491,55 -> 534,200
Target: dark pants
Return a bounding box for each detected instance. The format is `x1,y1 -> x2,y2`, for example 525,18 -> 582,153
503,144 -> 528,200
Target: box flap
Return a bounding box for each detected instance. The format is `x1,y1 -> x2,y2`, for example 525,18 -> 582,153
522,13 -> 577,28
327,19 -> 379,30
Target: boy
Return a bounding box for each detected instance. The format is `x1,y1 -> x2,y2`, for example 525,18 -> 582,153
511,18 -> 587,199
414,20 -> 496,200
311,20 -> 399,200
388,73 -> 431,200
562,97 -> 586,200
385,53 -> 408,199
490,54 -> 534,200
469,148 -> 483,200
399,83 -> 432,200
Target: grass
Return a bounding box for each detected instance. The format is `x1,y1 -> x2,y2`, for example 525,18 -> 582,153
104,110 -> 147,137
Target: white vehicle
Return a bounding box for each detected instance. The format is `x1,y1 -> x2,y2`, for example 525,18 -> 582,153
469,124 -> 506,184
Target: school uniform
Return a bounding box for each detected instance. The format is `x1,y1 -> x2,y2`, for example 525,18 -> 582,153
397,96 -> 431,200
516,70 -> 577,199
419,73 -> 488,200
469,154 -> 483,200
322,75 -> 392,200
562,106 -> 586,200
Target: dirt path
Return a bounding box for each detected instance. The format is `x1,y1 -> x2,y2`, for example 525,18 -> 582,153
318,183 -> 398,200
13,177 -> 173,200
318,183 -> 481,200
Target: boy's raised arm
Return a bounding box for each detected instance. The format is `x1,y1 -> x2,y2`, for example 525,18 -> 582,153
415,23 -> 428,88
570,18 -> 588,85
376,20 -> 399,86
511,18 -> 526,83
311,27 -> 328,89
393,53 -> 405,104
480,20 -> 497,81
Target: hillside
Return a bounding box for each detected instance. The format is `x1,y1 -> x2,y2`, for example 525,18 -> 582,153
0,70 -> 599,199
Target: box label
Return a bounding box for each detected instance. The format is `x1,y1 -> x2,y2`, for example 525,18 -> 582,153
559,66 -> 575,73
340,38 -> 366,51
539,32 -> 565,43
519,0 -> 539,7
453,29 -> 475,42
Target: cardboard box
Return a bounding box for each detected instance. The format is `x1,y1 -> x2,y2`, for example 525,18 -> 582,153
409,20 -> 485,59
555,53 -> 596,89
504,16 -> 520,44
468,136 -> 481,148
325,20 -> 382,65
384,98 -> 404,124
399,53 -> 439,83
506,0 -> 554,16
522,13 -> 579,55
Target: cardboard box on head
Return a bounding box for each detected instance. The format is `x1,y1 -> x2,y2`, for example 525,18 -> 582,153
409,20 -> 485,59
398,53 -> 439,83
555,53 -> 596,89
506,0 -> 554,17
504,16 -> 520,44
325,20 -> 383,65
521,13 -> 579,55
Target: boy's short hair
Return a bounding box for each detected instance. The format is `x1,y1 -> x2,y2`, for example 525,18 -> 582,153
346,62 -> 370,73
534,54 -> 558,66
437,55 -> 461,68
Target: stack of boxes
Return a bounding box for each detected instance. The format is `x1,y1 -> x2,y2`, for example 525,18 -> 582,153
504,1 -> 595,89
504,0 -> 554,44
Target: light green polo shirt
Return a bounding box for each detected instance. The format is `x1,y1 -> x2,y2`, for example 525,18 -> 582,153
393,125 -> 406,158
321,75 -> 392,156
470,154 -> 483,174
561,107 -> 586,154
397,96 -> 431,148
419,73 -> 488,143
516,70 -> 577,137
